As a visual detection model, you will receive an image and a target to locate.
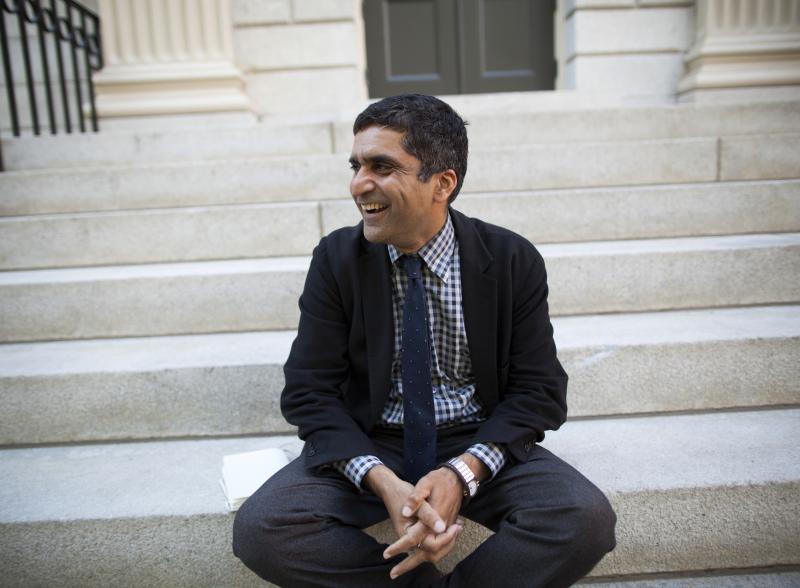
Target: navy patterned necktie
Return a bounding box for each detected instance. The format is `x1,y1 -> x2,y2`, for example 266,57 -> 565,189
399,255 -> 436,484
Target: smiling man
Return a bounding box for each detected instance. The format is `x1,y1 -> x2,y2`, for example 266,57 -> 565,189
233,94 -> 616,587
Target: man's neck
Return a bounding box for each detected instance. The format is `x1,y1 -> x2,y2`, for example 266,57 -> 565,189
395,211 -> 449,254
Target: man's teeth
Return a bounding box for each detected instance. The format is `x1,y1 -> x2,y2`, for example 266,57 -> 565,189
362,203 -> 387,212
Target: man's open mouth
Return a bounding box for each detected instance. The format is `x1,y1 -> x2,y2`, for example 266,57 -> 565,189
361,203 -> 389,214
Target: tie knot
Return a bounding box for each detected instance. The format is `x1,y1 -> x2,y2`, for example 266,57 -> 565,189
399,255 -> 423,279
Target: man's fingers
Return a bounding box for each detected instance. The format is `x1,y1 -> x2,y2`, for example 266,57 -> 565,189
389,548 -> 427,580
424,523 -> 463,557
414,498 -> 446,533
383,520 -> 462,561
383,521 -> 428,559
401,484 -> 431,518
388,524 -> 464,580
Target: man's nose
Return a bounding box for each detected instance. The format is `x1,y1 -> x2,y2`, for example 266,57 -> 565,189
350,168 -> 375,197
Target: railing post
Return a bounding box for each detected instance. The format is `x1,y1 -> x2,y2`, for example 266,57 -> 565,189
0,2 -> 20,136
81,5 -> 99,131
65,1 -> 83,131
52,0 -> 71,133
16,0 -> 40,134
34,0 -> 56,134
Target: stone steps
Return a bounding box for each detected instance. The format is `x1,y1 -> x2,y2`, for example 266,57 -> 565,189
2,96 -> 798,586
2,180 -> 798,270
4,101 -> 799,170
1,305 -> 796,445
6,133 -> 800,216
1,409 -> 798,586
1,233 -> 797,343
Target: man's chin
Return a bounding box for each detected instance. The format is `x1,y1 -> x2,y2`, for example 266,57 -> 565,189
362,225 -> 390,245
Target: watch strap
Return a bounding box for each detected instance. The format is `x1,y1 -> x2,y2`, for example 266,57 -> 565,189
439,457 -> 479,505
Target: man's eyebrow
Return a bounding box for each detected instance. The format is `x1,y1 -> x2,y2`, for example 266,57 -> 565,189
348,154 -> 401,167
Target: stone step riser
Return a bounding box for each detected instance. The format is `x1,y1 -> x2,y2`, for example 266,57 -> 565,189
3,135 -> 798,217
1,329 -> 796,445
0,202 -> 323,270
1,235 -> 797,343
5,102 -> 799,171
0,516 -> 264,588
1,123 -> 334,171
2,181 -> 799,271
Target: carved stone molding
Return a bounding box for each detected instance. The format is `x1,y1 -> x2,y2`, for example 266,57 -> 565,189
679,0 -> 800,101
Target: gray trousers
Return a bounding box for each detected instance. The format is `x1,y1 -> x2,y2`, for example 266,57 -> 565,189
233,426 -> 616,587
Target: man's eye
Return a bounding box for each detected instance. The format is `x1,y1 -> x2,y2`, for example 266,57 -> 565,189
349,163 -> 360,172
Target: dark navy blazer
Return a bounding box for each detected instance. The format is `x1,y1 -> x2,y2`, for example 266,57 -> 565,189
281,207 -> 568,469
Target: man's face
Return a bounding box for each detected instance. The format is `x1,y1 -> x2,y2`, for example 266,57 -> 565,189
349,126 -> 447,253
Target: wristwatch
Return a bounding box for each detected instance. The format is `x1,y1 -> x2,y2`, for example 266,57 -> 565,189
441,457 -> 480,504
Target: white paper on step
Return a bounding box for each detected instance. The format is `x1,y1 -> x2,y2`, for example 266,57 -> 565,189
220,447 -> 291,511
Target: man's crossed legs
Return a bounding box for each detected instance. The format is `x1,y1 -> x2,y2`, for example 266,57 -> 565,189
233,431 -> 616,587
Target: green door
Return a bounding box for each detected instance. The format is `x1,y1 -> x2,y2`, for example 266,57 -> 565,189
363,0 -> 556,98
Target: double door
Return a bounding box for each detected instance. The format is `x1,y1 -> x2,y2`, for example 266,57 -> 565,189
363,0 -> 556,97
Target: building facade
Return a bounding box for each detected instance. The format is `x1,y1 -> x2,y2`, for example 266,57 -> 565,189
92,0 -> 800,123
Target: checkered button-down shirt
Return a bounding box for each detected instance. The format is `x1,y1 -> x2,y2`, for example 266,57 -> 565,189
333,213 -> 507,489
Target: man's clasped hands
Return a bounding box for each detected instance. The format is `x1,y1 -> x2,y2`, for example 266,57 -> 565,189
364,453 -> 488,580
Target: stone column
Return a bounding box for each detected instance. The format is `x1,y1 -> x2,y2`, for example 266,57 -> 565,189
679,0 -> 800,102
94,0 -> 251,119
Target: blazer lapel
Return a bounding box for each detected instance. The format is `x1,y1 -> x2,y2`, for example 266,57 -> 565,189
359,238 -> 395,424
451,209 -> 499,410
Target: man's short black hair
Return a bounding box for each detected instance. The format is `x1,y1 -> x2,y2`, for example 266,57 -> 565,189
353,94 -> 468,203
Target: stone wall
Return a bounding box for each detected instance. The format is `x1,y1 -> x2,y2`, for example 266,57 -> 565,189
562,0 -> 695,100
232,0 -> 368,115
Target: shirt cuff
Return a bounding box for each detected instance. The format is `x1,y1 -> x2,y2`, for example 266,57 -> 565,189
330,455 -> 384,491
466,442 -> 507,481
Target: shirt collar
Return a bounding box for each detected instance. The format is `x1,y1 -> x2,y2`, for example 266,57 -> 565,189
387,212 -> 455,283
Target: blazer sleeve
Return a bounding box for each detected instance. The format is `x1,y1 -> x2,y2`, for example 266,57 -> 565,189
475,246 -> 568,463
281,237 -> 379,468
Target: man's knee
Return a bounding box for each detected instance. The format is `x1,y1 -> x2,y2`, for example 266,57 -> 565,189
586,488 -> 617,548
232,468 -> 352,583
232,485 -> 307,581
511,479 -> 616,561
232,496 -> 274,571
563,483 -> 617,562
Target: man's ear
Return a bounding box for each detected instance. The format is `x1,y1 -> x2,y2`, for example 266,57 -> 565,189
434,169 -> 458,203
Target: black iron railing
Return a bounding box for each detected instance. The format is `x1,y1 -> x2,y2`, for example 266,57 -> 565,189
1,0 -> 102,140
